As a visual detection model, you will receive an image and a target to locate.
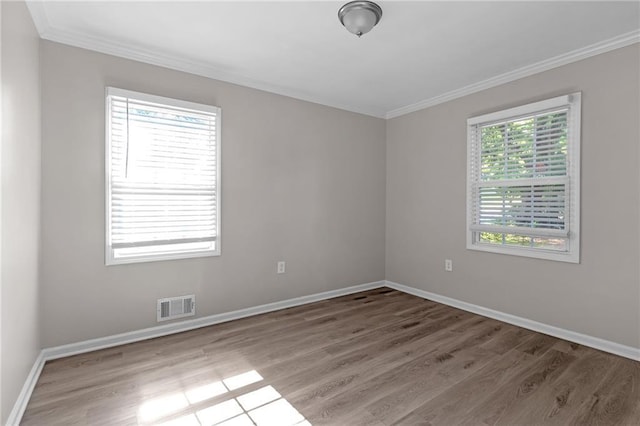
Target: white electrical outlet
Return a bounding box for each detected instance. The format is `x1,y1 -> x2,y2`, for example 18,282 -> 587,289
277,261 -> 286,274
445,259 -> 453,272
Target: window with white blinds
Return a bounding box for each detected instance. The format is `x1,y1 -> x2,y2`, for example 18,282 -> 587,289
466,93 -> 581,263
106,87 -> 221,265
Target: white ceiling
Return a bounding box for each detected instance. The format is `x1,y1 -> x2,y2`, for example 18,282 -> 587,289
27,1 -> 640,118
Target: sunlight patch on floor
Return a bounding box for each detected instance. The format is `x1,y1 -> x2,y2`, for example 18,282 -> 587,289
247,398 -> 306,425
186,381 -> 229,404
196,399 -> 244,424
138,393 -> 189,422
223,370 -> 264,391
237,386 -> 281,411
139,369 -> 310,426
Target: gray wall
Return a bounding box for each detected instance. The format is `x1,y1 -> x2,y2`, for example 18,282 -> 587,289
1,1 -> 42,422
40,41 -> 387,348
386,44 -> 640,349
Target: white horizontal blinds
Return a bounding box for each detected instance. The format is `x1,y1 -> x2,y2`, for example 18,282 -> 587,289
109,93 -> 218,249
470,108 -> 570,239
470,182 -> 567,237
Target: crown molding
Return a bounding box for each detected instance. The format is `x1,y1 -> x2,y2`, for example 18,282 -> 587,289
385,29 -> 640,119
26,2 -> 639,120
25,0 -> 50,36
25,1 -> 387,119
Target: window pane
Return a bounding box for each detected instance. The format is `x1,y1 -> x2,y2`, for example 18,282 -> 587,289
480,111 -> 567,181
477,232 -> 566,252
532,237 -> 567,251
479,232 -> 531,246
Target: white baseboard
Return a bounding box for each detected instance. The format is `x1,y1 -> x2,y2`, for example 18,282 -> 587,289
5,352 -> 46,426
385,280 -> 640,361
43,280 -> 385,361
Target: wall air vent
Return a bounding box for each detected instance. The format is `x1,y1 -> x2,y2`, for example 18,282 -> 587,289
157,294 -> 195,322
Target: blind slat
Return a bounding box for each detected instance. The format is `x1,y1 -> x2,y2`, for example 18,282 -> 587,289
112,236 -> 216,250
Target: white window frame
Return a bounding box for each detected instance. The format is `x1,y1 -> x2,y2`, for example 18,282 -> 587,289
105,87 -> 221,265
466,93 -> 581,263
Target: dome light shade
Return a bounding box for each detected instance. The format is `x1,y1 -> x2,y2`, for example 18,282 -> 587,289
338,1 -> 383,37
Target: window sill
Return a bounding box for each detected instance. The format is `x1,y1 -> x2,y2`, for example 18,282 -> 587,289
467,243 -> 579,263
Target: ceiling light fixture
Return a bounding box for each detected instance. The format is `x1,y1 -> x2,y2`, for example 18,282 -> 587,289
338,1 -> 383,38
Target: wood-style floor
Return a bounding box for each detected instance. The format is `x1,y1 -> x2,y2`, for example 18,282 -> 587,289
22,288 -> 640,425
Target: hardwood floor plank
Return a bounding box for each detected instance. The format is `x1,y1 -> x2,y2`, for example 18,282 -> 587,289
568,357 -> 640,426
492,348 -> 615,425
452,349 -> 578,425
479,326 -> 535,355
513,333 -> 559,357
381,347 -> 537,425
293,323 -> 491,422
341,345 -> 496,425
289,317 -> 514,423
